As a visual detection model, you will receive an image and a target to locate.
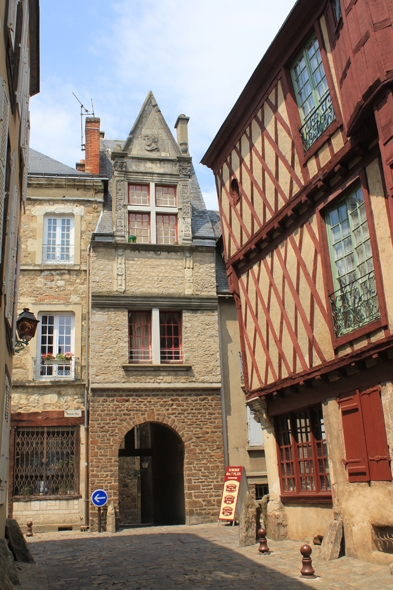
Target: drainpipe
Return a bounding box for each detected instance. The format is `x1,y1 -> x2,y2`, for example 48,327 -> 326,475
216,248 -> 229,468
84,243 -> 91,526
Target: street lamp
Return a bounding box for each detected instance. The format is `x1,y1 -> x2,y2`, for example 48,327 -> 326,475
14,308 -> 39,353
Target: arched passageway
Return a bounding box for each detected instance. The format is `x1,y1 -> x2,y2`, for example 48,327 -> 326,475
118,422 -> 185,526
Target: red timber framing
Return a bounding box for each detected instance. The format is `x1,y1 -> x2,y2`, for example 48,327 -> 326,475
280,18 -> 344,167
317,168 -> 388,349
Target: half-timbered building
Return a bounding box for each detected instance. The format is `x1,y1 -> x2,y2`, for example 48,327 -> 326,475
202,0 -> 393,563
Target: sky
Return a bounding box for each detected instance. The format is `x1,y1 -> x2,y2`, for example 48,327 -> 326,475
30,0 -> 296,210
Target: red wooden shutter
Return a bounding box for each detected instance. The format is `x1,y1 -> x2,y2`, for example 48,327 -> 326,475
359,387 -> 392,482
339,392 -> 370,482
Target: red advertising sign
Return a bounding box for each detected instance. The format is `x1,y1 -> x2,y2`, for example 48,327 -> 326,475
218,466 -> 244,521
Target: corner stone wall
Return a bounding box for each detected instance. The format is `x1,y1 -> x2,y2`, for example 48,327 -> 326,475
89,391 -> 225,530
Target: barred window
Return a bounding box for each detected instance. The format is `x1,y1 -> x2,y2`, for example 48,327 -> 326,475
13,426 -> 78,497
160,311 -> 182,363
276,406 -> 331,497
156,214 -> 177,244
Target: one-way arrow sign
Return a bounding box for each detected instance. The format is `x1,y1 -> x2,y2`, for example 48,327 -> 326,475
91,489 -> 108,507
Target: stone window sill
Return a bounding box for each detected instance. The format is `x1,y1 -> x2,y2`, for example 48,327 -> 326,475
247,446 -> 264,452
122,364 -> 192,371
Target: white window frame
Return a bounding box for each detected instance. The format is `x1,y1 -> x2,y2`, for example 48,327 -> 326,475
127,182 -> 178,244
43,215 -> 75,264
37,313 -> 75,380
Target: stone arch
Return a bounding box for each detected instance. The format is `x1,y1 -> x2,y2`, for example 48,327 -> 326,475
117,412 -> 188,526
114,409 -> 193,450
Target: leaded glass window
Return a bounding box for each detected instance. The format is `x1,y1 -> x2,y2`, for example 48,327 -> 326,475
326,184 -> 380,337
291,35 -> 335,150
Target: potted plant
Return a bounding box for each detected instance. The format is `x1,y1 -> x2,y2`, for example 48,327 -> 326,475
128,235 -> 137,243
56,352 -> 74,364
42,353 -> 56,364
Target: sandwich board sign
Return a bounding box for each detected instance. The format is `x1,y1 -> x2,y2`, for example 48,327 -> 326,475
218,466 -> 248,522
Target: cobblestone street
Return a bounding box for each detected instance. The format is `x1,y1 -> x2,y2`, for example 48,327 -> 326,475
14,524 -> 393,590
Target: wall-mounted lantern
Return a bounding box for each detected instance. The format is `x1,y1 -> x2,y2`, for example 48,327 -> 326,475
14,308 -> 39,353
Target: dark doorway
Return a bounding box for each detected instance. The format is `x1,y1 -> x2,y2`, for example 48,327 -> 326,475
118,422 -> 185,526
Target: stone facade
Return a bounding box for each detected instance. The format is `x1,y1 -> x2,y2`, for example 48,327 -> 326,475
10,155 -> 104,530
0,0 -> 40,539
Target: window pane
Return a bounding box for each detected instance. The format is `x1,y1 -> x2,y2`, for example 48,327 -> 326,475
156,214 -> 177,244
128,184 -> 149,205
129,312 -> 151,363
129,213 -> 150,243
160,312 -> 182,363
155,186 -> 176,207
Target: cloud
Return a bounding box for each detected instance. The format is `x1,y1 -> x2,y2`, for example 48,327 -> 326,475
30,0 -> 296,193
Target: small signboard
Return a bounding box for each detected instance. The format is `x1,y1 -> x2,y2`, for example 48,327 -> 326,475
218,466 -> 248,522
65,410 -> 82,417
91,489 -> 108,507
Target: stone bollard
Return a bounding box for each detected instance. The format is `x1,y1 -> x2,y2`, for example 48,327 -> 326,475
26,521 -> 33,537
258,527 -> 271,555
300,544 -> 316,578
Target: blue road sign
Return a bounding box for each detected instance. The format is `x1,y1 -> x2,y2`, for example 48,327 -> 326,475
91,489 -> 108,507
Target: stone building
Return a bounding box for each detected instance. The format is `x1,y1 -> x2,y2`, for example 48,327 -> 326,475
87,92 -> 225,528
203,0 -> 393,564
0,0 -> 39,539
10,149 -> 104,530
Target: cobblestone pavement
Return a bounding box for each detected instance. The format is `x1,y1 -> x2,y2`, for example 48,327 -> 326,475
15,523 -> 393,590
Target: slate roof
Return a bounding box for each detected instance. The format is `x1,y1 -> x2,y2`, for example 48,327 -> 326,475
190,166 -> 216,240
28,148 -> 88,176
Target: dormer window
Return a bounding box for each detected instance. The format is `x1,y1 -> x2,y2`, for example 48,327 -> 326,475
291,35 -> 336,151
127,182 -> 178,244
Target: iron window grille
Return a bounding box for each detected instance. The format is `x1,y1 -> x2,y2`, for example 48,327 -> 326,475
276,406 -> 331,496
325,183 -> 380,338
291,35 -> 335,151
13,426 -> 78,497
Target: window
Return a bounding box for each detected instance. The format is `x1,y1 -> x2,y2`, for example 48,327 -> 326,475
160,312 -> 182,363
332,0 -> 342,23
255,484 -> 269,500
247,406 -> 264,447
339,387 -> 391,483
43,215 -> 74,263
276,406 -> 331,497
156,214 -> 177,244
129,184 -> 149,205
291,35 -> 335,151
128,311 -> 152,363
129,213 -> 150,243
13,426 -> 78,497
325,183 -> 379,338
230,178 -> 241,206
127,182 -> 177,244
128,310 -> 182,364
38,313 -> 75,379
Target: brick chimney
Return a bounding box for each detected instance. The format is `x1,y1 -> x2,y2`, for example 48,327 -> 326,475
174,114 -> 190,155
76,159 -> 85,172
85,117 -> 100,175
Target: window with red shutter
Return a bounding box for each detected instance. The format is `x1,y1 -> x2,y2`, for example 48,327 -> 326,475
339,387 -> 391,483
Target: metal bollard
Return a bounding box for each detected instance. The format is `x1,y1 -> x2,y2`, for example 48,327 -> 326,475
26,521 -> 33,537
300,544 -> 316,578
258,527 -> 271,555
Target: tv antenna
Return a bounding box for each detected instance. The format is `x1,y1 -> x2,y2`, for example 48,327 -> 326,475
72,93 -> 95,152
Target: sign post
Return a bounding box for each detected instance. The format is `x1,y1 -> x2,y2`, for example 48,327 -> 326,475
218,466 -> 248,524
91,489 -> 108,533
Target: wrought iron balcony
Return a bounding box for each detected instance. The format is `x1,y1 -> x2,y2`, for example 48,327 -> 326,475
42,244 -> 74,263
160,349 -> 183,364
329,271 -> 380,338
128,349 -> 152,364
33,357 -> 81,381
299,91 -> 335,151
